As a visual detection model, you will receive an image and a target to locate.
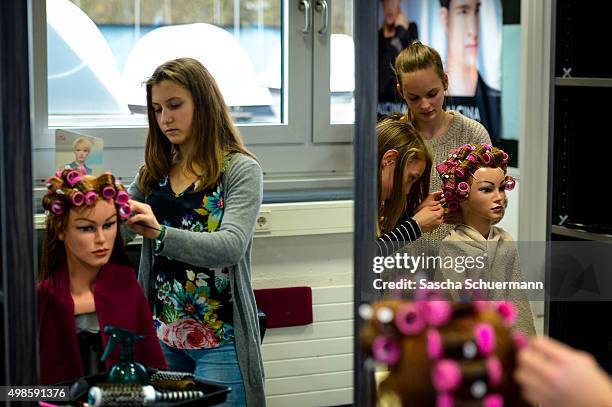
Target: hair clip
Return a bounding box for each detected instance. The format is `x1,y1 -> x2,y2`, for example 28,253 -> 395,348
102,185 -> 116,200
474,323 -> 495,355
372,335 -> 401,365
495,302 -> 516,326
471,380 -> 488,398
65,170 -> 82,187
481,153 -> 492,165
486,356 -> 503,387
118,203 -> 132,219
427,329 -> 442,359
462,341 -> 478,359
432,359 -> 461,392
376,306 -> 394,324
358,303 -> 374,320
50,200 -> 65,215
71,191 -> 85,206
115,190 -> 129,205
394,302 -> 425,335
85,191 -> 97,206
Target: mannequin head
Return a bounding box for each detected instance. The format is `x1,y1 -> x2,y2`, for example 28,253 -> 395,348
360,299 -> 530,406
378,116 -> 432,234
40,168 -> 131,281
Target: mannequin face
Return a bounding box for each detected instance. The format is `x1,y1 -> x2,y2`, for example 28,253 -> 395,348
60,200 -> 117,271
381,153 -> 426,201
460,167 -> 506,224
397,68 -> 448,124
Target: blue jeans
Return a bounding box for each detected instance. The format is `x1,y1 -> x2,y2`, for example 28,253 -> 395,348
160,342 -> 246,406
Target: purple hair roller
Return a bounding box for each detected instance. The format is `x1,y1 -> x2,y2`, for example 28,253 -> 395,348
466,153 -> 477,162
436,393 -> 453,407
102,185 -> 116,200
85,191 -> 97,205
457,182 -> 469,196
483,394 -> 503,407
71,191 -> 85,206
504,176 -> 516,191
422,301 -> 452,326
65,170 -> 81,186
454,167 -> 465,178
486,356 -> 503,386
372,335 -> 401,365
474,323 -> 496,355
495,301 -> 517,326
118,204 -> 132,219
50,200 -> 65,215
432,359 -> 461,392
436,163 -> 448,175
481,153 -> 492,165
482,143 -> 492,151
394,302 -> 425,335
444,189 -> 455,201
427,329 -> 442,359
447,200 -> 459,212
502,151 -> 509,163
115,190 -> 129,205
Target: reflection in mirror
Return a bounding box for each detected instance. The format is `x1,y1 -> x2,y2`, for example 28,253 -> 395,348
37,169 -> 165,385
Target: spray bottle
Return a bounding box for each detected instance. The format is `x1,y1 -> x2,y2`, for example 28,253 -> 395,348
100,325 -> 149,384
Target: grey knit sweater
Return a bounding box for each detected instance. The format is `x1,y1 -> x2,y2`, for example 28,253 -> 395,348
126,153 -> 266,406
422,111 -> 492,242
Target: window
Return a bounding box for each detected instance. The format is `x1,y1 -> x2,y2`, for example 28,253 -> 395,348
34,0 -> 355,192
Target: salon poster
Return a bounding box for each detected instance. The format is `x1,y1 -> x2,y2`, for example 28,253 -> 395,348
377,0 -> 504,142
55,129 -> 104,176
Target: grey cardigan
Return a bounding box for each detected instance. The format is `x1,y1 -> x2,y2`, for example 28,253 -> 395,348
126,153 -> 266,406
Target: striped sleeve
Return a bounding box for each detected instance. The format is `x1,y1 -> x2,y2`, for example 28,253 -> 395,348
376,216 -> 422,257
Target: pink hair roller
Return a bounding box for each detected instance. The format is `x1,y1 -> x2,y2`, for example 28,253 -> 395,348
466,154 -> 477,162
77,165 -> 87,175
501,152 -> 509,163
495,301 -> 517,326
447,200 -> 459,212
481,153 -> 492,165
102,185 -> 116,200
436,393 -> 453,407
50,200 -> 64,215
511,332 -> 528,349
432,359 -> 461,392
65,170 -> 81,186
444,189 -> 456,201
483,394 -> 503,407
372,336 -> 401,365
482,143 -> 492,151
118,204 -> 132,219
427,329 -> 442,359
504,176 -> 516,191
71,191 -> 85,206
457,182 -> 469,196
115,190 -> 129,205
486,356 -> 503,387
436,163 -> 449,175
421,301 -> 452,326
454,167 -> 465,178
394,302 -> 425,335
474,323 -> 496,355
85,191 -> 97,205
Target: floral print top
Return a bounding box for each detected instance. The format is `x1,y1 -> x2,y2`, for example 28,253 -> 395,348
149,159 -> 234,349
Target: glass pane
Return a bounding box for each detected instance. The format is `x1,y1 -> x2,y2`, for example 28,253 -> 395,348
47,0 -> 282,125
330,0 -> 354,124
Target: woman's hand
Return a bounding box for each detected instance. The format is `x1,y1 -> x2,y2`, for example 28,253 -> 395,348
413,203 -> 444,233
124,199 -> 163,240
515,336 -> 612,407
415,191 -> 444,213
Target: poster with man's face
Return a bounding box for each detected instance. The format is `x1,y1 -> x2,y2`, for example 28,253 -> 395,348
377,0 -> 503,142
55,129 -> 104,176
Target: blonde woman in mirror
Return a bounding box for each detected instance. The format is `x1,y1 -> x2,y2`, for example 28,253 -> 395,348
66,137 -> 93,175
376,116 -> 445,257
393,42 -> 492,242
436,143 -> 535,335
